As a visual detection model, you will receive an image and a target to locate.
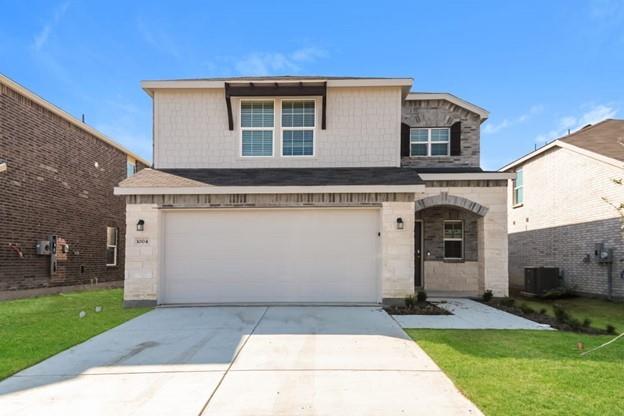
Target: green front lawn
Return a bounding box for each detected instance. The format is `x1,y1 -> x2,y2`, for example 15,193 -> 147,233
0,288 -> 150,380
408,330 -> 624,415
512,296 -> 624,332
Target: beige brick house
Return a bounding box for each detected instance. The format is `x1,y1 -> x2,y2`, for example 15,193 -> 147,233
115,76 -> 512,306
501,119 -> 624,299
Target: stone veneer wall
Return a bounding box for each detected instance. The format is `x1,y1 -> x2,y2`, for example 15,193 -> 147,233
401,99 -> 481,168
418,184 -> 509,296
123,193 -> 415,305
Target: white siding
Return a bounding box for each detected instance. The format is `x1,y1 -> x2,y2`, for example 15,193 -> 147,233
153,87 -> 402,168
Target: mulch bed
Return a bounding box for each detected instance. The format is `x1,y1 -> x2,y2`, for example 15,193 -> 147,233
384,301 -> 451,316
483,300 -> 610,335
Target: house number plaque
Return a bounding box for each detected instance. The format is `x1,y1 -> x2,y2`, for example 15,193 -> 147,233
136,238 -> 149,245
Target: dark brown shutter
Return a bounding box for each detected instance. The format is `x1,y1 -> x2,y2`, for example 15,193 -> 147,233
401,123 -> 410,157
450,121 -> 462,156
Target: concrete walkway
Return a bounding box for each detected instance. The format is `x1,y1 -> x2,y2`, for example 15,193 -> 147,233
393,298 -> 553,329
0,306 -> 482,416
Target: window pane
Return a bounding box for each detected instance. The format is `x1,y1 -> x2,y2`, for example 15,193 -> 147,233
431,128 -> 449,142
242,130 -> 273,156
241,101 -> 274,128
444,222 -> 463,239
106,247 -> 116,265
410,129 -> 428,142
514,187 -> 524,204
431,143 -> 448,156
515,170 -> 523,186
282,101 -> 314,127
106,227 -> 117,246
127,162 -> 136,178
444,241 -> 463,258
283,130 -> 313,156
410,143 -> 427,156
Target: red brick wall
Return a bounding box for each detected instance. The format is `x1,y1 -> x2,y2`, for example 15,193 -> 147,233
0,83 -> 147,291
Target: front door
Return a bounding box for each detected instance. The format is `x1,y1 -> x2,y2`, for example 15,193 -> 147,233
414,220 -> 423,288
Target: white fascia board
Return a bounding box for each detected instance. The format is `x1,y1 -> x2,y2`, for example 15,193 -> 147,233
141,78 -> 414,95
114,184 -> 426,196
499,142 -> 560,171
0,74 -> 150,166
499,140 -> 623,172
406,93 -> 489,120
0,162 -> 6,173
418,172 -> 515,181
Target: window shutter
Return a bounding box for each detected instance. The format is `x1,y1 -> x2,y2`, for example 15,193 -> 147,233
401,123 -> 410,157
450,122 -> 461,156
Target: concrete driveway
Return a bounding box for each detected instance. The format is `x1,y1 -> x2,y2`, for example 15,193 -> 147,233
0,306 -> 481,415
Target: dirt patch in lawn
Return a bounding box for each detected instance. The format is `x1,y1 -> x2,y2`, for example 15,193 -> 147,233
384,301 -> 451,315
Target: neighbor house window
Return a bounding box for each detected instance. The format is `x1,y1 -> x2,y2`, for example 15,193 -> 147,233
282,100 -> 315,156
410,128 -> 450,156
106,227 -> 118,267
513,168 -> 524,205
443,221 -> 464,259
127,159 -> 136,177
241,100 -> 274,156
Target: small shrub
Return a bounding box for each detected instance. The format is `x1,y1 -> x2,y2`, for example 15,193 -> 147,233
500,298 -> 515,307
482,290 -> 493,302
606,324 -> 617,335
416,290 -> 427,303
553,304 -> 571,323
519,303 -> 535,314
404,295 -> 416,309
540,286 -> 576,300
538,308 -> 547,315
582,318 -> 592,328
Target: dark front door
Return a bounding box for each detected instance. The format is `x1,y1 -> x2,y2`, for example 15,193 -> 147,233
414,220 -> 422,288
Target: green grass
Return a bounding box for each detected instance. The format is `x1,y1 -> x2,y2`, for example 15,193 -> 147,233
0,288 -> 150,380
408,330 -> 624,416
512,296 -> 624,332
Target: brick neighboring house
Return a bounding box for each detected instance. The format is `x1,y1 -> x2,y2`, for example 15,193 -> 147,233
0,74 -> 149,297
501,119 -> 624,299
115,76 -> 513,307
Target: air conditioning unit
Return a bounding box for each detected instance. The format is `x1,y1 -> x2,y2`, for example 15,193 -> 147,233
524,267 -> 560,296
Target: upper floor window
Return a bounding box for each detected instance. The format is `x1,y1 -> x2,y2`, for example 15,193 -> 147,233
410,127 -> 450,156
282,100 -> 315,156
513,168 -> 524,206
127,158 -> 137,177
241,101 -> 274,157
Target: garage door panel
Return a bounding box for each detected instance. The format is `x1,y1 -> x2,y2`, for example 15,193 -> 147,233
163,209 -> 380,304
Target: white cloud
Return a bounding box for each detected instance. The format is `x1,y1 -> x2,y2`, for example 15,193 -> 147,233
234,47 -> 328,75
483,104 -> 543,135
534,104 -> 617,144
32,2 -> 70,51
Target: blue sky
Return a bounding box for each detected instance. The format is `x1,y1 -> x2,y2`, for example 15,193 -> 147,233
2,0 -> 623,169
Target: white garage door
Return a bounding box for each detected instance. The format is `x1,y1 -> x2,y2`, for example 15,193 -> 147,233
162,208 -> 380,304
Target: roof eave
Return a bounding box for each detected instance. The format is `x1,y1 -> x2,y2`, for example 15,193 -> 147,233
114,184 -> 426,195
406,92 -> 489,121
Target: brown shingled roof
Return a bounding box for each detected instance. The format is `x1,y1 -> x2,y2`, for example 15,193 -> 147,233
560,119 -> 624,162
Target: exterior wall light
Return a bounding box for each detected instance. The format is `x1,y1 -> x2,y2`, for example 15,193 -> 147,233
396,217 -> 404,230
136,219 -> 145,232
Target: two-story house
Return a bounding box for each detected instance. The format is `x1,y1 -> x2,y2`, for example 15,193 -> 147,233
115,76 -> 512,306
501,119 -> 624,299
0,74 -> 149,298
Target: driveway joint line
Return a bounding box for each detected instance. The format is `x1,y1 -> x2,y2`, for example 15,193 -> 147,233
196,305 -> 270,416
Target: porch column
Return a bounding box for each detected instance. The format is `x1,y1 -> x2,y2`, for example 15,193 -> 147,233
381,201 -> 415,303
479,203 -> 509,297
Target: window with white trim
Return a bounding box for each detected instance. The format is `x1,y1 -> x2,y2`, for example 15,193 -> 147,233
241,101 -> 274,156
443,221 -> 463,259
513,168 -> 524,205
106,227 -> 118,267
410,127 -> 450,156
282,100 -> 315,156
127,159 -> 136,178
